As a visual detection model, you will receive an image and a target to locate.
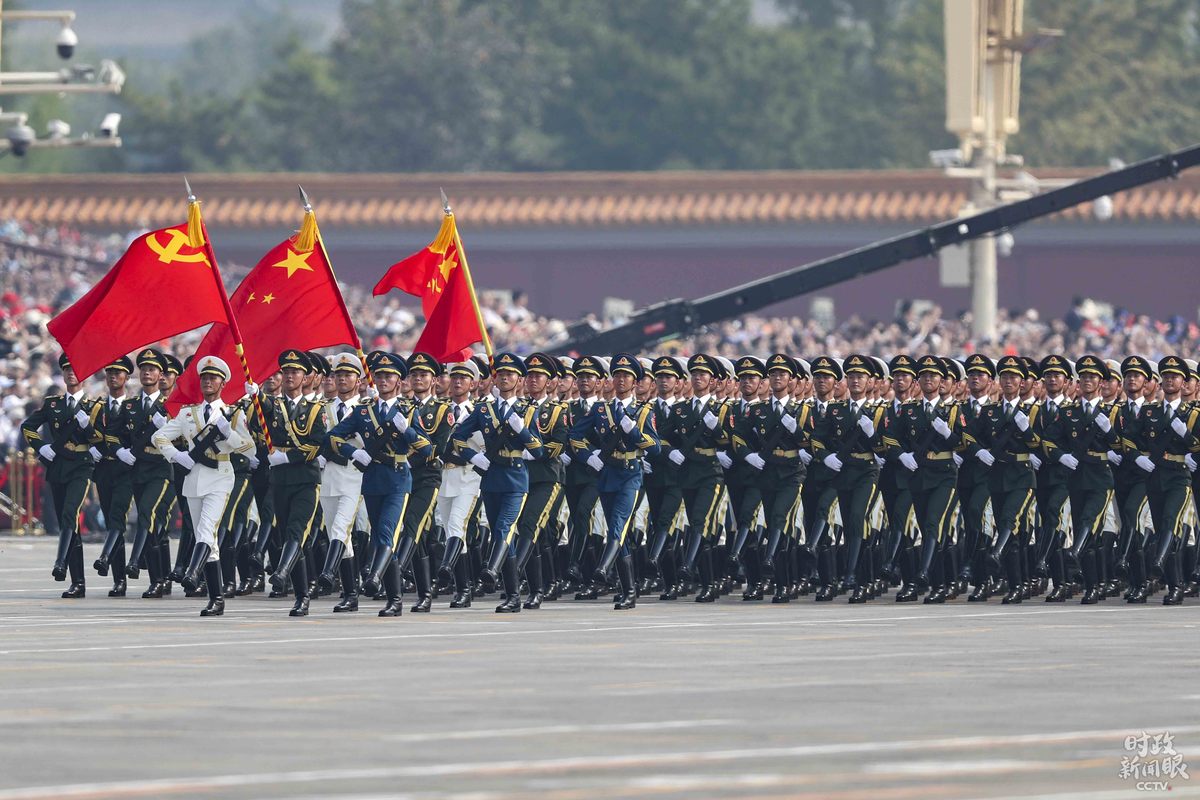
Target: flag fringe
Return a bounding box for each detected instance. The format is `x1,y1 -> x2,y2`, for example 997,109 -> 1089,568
430,214 -> 456,254
292,209 -> 318,252
186,200 -> 206,248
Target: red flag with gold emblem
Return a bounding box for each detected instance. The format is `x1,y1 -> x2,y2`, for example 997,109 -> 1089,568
48,222 -> 229,379
167,212 -> 359,411
372,214 -> 459,318
411,245 -> 484,362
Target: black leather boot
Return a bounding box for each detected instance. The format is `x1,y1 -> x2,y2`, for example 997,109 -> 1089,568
411,555 -> 433,612
436,536 -> 464,590
496,558 -> 521,613
51,525 -> 75,581
333,557 -> 359,612
360,544 -> 394,598
614,554 -> 637,610
269,540 -> 303,594
593,535 -> 622,584
316,539 -> 346,593
93,528 -> 124,576
180,542 -> 212,593
200,561 -> 225,616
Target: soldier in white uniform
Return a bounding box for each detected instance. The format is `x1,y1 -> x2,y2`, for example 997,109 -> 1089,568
152,356 -> 254,616
316,352 -> 366,612
435,360 -> 484,608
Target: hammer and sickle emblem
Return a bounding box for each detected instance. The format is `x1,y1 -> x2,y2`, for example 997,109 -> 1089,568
146,229 -> 211,267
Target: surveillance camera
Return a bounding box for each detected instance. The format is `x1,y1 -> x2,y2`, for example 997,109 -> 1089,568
996,231 -> 1015,258
929,148 -> 965,169
46,119 -> 71,140
99,113 -> 121,138
1093,195 -> 1114,221
56,26 -> 78,60
7,123 -> 36,157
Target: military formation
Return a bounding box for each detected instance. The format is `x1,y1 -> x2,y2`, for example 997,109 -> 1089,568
21,346 -> 1200,616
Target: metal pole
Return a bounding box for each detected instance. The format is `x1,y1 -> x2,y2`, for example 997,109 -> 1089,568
970,3 -> 1000,341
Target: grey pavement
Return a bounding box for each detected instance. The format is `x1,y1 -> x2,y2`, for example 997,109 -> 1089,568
1,537 -> 1199,800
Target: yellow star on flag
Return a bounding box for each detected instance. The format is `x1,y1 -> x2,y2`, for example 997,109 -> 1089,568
427,255 -> 458,293
262,293 -> 276,304
272,248 -> 314,279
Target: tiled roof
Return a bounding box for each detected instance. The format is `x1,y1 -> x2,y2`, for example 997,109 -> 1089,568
1,169 -> 1197,229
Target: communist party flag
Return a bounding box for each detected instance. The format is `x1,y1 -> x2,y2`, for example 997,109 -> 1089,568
167,210 -> 360,411
48,219 -> 229,379
372,213 -> 459,318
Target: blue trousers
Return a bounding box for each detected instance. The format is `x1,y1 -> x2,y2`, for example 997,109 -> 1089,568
483,490 -> 526,557
600,485 -> 641,558
365,490 -> 410,551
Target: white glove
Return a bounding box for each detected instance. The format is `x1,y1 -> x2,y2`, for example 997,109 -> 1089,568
172,451 -> 195,470
1013,410 -> 1030,431
351,449 -> 371,467
875,455 -> 885,468
781,413 -> 797,433
507,413 -> 525,433
1107,450 -> 1122,466
74,409 -> 90,427
361,386 -> 378,401
1172,417 -> 1189,438
88,446 -> 102,461
38,444 -> 56,462
1094,413 -> 1111,433
668,449 -> 686,466
267,450 -> 289,467
244,381 -> 259,397
317,455 -> 327,469
587,453 -> 605,472
116,447 -> 135,466
899,452 -> 918,472
1058,453 -> 1079,471
716,451 -> 733,469
214,415 -> 232,436
152,412 -> 168,428
857,415 -> 875,437
1029,453 -> 1042,470
1135,455 -> 1156,473
952,453 -> 963,467
823,453 -> 843,472
975,449 -> 995,466
932,417 -> 952,439
558,453 -> 572,466
798,450 -> 812,466
521,449 -> 535,461
1187,454 -> 1198,473
247,454 -> 260,469
470,452 -> 491,471
702,410 -> 719,430
642,460 -> 653,474
619,415 -> 636,434
392,413 -> 409,433
745,452 -> 766,470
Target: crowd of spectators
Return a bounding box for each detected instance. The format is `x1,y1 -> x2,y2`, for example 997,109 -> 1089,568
3,220 -> 1200,462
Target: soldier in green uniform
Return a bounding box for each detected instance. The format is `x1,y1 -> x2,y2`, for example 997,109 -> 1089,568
90,355 -> 134,596
645,356 -> 687,599
800,356 -> 844,600
956,354 -> 995,599
810,354 -> 887,603
1112,356 -> 1153,602
21,354 -> 103,598
1032,355 -> 1075,601
251,349 -> 329,616
724,356 -> 767,599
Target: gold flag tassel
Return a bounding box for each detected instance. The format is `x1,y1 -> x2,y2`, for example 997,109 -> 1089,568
292,208 -> 318,253
186,197 -> 206,248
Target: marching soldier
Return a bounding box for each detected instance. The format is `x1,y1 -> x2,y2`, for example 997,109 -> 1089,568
435,360 -> 484,608
723,356 -> 767,599
564,356 -> 606,593
514,352 -> 569,609
112,349 -> 174,599
326,351 -> 431,617
22,353 -> 103,598
1032,355 -> 1075,601
1137,356 -> 1199,605
397,352 -> 454,613
969,356 -> 1041,604
645,356 -> 687,600
315,353 -> 368,612
800,356 -> 843,600
251,349 -> 329,616
810,355 -> 887,602
957,354 -> 995,598
152,356 -> 254,616
1113,356 -> 1153,602
449,351 -> 544,613
91,355 -> 134,597
568,353 -> 660,609
661,354 -> 730,602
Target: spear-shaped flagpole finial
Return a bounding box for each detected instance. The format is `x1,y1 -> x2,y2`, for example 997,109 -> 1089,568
440,187 -> 452,216
298,184 -> 312,213
184,175 -> 196,204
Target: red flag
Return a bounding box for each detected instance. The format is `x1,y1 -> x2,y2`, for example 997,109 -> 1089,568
412,248 -> 484,362
167,215 -> 359,411
372,215 -> 458,318
48,223 -> 229,378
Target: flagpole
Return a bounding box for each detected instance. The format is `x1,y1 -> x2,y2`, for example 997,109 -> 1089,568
441,189 -> 493,359
298,185 -> 375,390
184,178 -> 273,450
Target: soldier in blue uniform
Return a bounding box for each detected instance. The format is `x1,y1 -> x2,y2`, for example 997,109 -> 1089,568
569,353 -> 660,610
326,351 -> 431,617
21,353 -> 103,598
449,352 -> 544,612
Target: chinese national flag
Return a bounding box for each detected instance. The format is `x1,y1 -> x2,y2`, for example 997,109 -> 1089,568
167,216 -> 359,411
412,246 -> 484,362
372,214 -> 458,318
48,223 -> 229,379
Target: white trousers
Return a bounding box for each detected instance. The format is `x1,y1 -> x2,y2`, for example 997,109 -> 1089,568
437,492 -> 479,542
184,491 -> 229,563
320,493 -> 361,557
